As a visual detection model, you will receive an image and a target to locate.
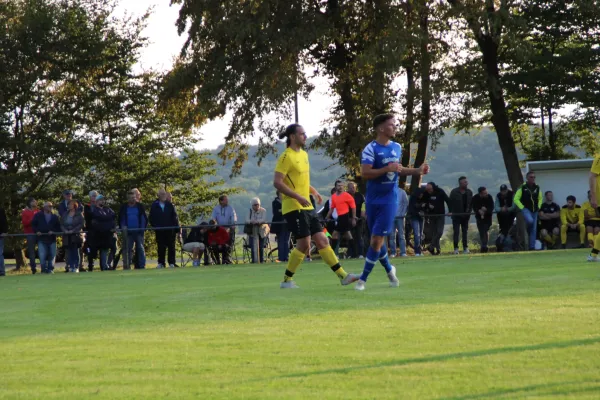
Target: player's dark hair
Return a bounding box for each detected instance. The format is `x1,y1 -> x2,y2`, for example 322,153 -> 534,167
478,186 -> 486,194
218,194 -> 227,202
526,171 -> 535,178
26,197 -> 36,208
372,113 -> 394,130
279,124 -> 302,147
458,176 -> 467,183
335,179 -> 343,186
545,190 -> 553,196
567,195 -> 576,203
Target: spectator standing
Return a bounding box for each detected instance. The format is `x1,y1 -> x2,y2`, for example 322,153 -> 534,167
184,221 -> 210,266
60,200 -> 84,273
21,197 -> 39,274
57,190 -> 83,272
408,187 -> 427,256
0,206 -> 7,276
347,182 -> 365,258
84,191 -> 99,271
514,171 -> 543,250
449,176 -> 473,254
271,191 -> 290,262
538,191 -> 560,249
472,187 -> 494,253
319,188 -> 337,237
90,195 -> 116,271
423,182 -> 451,255
495,184 -> 516,237
207,220 -> 231,264
211,195 -> 237,257
119,190 -> 148,269
245,197 -> 270,263
149,189 -> 180,268
582,190 -> 600,247
32,202 -> 61,274
389,187 -> 408,257
325,181 -> 358,258
560,195 -> 586,249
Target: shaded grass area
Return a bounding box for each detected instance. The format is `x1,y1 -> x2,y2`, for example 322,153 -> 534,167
1,250 -> 599,399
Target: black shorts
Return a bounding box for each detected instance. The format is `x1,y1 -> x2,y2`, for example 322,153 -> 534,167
284,209 -> 323,239
539,220 -> 559,232
335,213 -> 352,233
585,220 -> 600,229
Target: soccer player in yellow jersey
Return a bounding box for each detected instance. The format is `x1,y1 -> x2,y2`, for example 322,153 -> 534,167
587,157 -> 600,261
273,124 -> 360,288
582,190 -> 600,247
559,195 -> 585,249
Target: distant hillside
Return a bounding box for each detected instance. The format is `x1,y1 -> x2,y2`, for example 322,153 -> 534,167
205,129 -> 522,221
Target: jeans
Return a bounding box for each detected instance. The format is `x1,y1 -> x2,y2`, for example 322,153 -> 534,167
411,217 -> 424,255
277,229 -> 291,262
0,238 -> 5,276
127,233 -> 146,269
521,209 -> 539,250
431,216 -> 445,251
38,241 -> 57,273
389,217 -> 406,255
156,230 -> 176,265
249,236 -> 265,263
99,248 -> 109,270
26,234 -> 37,271
452,216 -> 470,250
476,219 -> 492,251
66,245 -> 80,270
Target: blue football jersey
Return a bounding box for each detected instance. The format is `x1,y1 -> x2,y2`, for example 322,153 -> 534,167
361,140 -> 402,205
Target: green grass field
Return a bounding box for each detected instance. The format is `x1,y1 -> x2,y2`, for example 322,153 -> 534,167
1,250 -> 599,399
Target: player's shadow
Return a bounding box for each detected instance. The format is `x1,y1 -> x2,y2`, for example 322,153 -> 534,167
261,337 -> 600,382
439,380 -> 600,400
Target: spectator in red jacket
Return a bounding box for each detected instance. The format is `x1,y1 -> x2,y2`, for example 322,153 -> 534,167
207,219 -> 231,265
21,197 -> 39,274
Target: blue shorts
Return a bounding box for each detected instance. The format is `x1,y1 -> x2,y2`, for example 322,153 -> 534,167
366,204 -> 397,237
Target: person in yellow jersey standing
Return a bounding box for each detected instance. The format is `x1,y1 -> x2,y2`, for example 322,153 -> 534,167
273,124 -> 360,288
587,157 -> 600,261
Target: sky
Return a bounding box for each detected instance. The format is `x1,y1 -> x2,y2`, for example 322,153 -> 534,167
114,1 -> 334,150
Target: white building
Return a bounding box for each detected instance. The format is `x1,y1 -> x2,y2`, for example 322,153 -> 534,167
526,159 -> 593,206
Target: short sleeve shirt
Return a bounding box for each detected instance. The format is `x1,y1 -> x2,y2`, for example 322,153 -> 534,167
275,147 -> 313,215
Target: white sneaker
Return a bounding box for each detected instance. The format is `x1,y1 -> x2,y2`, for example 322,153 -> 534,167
587,255 -> 600,262
355,280 -> 366,291
359,255 -> 364,259
74,268 -> 79,274
169,264 -> 175,269
156,264 -> 165,269
454,249 -> 459,255
415,253 -> 424,257
400,253 -> 408,257
341,273 -> 360,286
388,266 -> 400,288
280,281 -> 300,289
463,248 -> 470,255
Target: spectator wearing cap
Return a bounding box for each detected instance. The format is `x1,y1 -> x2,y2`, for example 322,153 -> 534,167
149,189 -> 180,268
472,186 -> 494,253
90,195 -> 116,271
423,182 -> 451,255
495,184 -> 516,237
514,171 -> 543,250
31,202 -> 61,274
207,219 -> 231,265
21,197 -> 39,274
84,190 -> 99,271
184,221 -> 211,266
582,190 -> 600,247
60,199 -> 85,273
119,190 -> 148,269
0,205 -> 7,277
560,195 -> 586,249
245,197 -> 270,263
449,176 -> 473,255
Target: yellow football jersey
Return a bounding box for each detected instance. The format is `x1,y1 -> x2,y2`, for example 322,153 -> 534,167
591,157 -> 600,204
275,147 -> 314,215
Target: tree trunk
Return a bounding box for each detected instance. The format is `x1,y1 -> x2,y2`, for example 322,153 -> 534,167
547,106 -> 556,159
399,0 -> 415,191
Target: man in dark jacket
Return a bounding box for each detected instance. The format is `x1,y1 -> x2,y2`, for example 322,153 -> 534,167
83,190 -> 99,271
472,186 -> 494,253
149,189 -> 180,268
514,171 -> 543,250
0,206 -> 7,276
184,221 -> 211,266
347,182 -> 365,258
119,190 -> 148,269
408,187 -> 427,256
449,176 -> 473,254
423,182 -> 451,255
271,191 -> 290,262
32,202 -> 62,273
90,195 -> 116,271
495,184 -> 516,236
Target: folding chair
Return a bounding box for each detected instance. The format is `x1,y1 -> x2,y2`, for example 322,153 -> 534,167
180,229 -> 194,268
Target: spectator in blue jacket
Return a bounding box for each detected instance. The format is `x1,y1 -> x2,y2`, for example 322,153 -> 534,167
149,189 -> 180,269
119,190 -> 148,270
32,202 -> 62,273
389,188 -> 409,257
90,195 -> 116,271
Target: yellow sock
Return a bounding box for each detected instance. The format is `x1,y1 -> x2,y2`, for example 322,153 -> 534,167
282,248 -> 306,282
592,234 -> 600,255
542,234 -> 553,245
588,233 -> 595,243
318,246 -> 348,279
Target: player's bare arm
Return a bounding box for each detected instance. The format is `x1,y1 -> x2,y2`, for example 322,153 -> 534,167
309,186 -> 323,205
398,163 -> 430,176
590,171 -> 598,208
274,172 -> 311,207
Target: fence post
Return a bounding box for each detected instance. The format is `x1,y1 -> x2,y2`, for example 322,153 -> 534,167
252,224 -> 259,264
122,227 -> 129,270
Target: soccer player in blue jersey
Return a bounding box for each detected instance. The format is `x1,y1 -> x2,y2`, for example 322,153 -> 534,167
356,114 -> 429,291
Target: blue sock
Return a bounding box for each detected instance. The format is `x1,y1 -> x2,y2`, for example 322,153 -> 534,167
360,246 -> 380,282
379,245 -> 392,273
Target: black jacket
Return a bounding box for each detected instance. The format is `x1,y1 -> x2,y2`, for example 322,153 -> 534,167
472,193 -> 494,223
408,188 -> 426,218
271,197 -> 284,235
185,227 -> 207,244
149,200 -> 179,228
31,212 -> 62,243
449,187 -> 474,215
0,207 -> 7,234
118,203 -> 148,230
423,187 -> 451,216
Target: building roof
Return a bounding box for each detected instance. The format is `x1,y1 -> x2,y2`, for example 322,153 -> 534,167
526,159 -> 593,172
